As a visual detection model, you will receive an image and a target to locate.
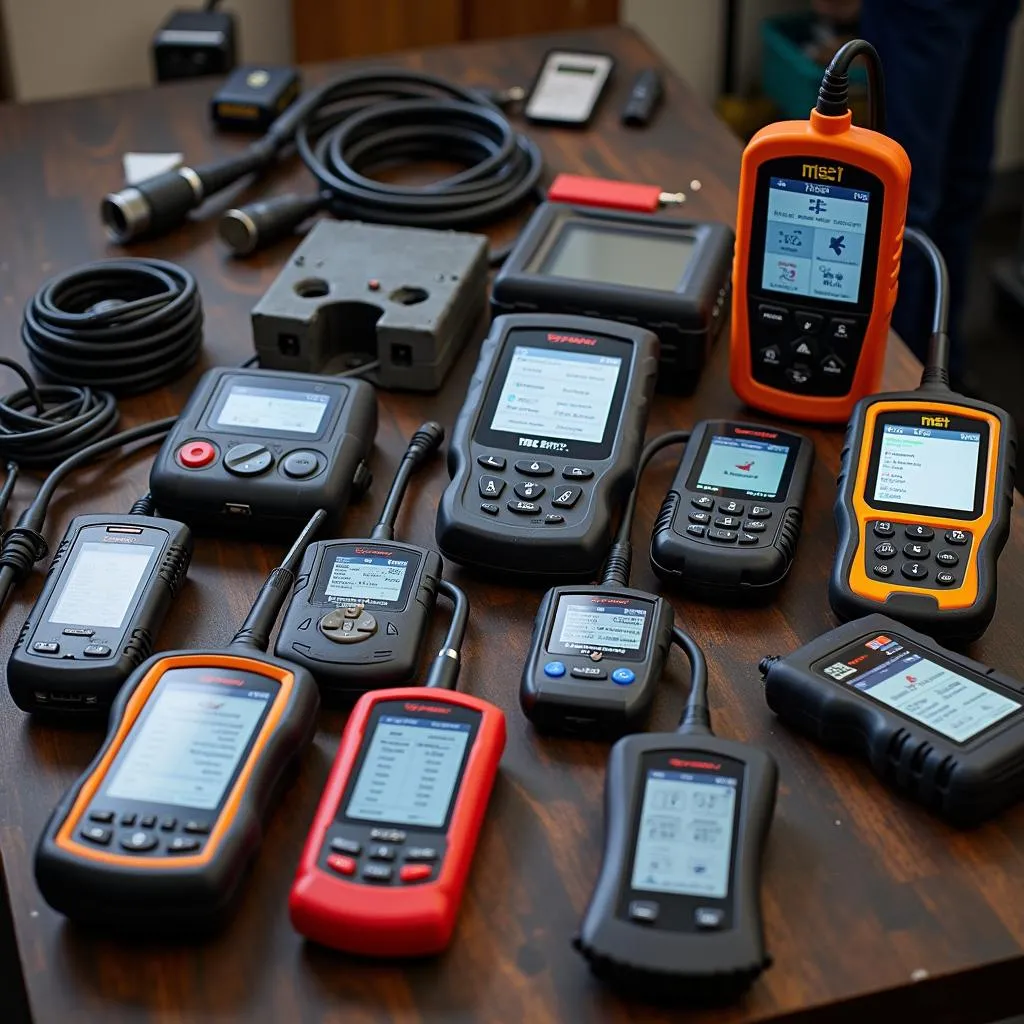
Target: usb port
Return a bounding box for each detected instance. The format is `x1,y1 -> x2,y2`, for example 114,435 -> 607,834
223,503 -> 252,516
391,343 -> 413,367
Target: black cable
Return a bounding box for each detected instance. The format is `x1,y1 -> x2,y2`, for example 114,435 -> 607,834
101,69 -> 542,263
425,579 -> 468,691
22,259 -> 203,396
903,227 -> 952,391
673,626 -> 711,737
0,357 -> 119,469
371,421 -> 445,541
129,493 -> 157,516
0,462 -> 17,523
0,417 -> 176,615
815,38 -> 886,133
600,430 -> 691,588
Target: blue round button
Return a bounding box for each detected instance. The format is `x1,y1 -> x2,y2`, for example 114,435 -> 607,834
543,661 -> 566,678
611,668 -> 636,686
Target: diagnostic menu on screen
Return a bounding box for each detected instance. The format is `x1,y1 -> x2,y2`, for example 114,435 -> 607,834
325,555 -> 409,606
696,435 -> 791,501
49,542 -> 156,630
548,595 -> 650,659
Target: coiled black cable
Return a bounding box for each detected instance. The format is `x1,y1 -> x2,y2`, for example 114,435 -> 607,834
22,258 -> 203,395
219,69 -> 543,262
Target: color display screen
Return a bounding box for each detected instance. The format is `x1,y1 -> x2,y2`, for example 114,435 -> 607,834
325,555 -> 409,605
696,435 -> 791,501
215,384 -> 330,434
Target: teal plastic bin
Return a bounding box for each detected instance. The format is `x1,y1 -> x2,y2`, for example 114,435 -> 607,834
761,13 -> 867,120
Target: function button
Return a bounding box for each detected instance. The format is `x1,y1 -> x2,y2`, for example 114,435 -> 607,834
936,571 -> 957,586
691,496 -> 714,511
562,466 -> 593,480
370,828 -> 406,843
901,562 -> 929,581
80,825 -> 112,845
480,503 -> 499,516
369,844 -> 396,862
758,344 -> 782,368
405,847 -> 438,862
282,450 -> 322,479
140,815 -> 157,828
936,550 -> 959,566
331,837 -> 362,856
695,907 -> 725,930
872,521 -> 895,538
320,606 -> 377,643
611,668 -> 636,686
88,810 -> 114,824
514,480 -> 545,501
479,475 -> 505,499
507,500 -> 541,515
828,317 -> 861,342
571,666 -> 607,680
785,366 -> 812,387
715,516 -> 742,530
120,831 -> 158,853
718,501 -> 744,515
708,529 -> 738,543
903,542 -> 930,559
738,532 -> 759,545
62,627 -> 94,638
551,485 -> 582,509
688,511 -> 711,525
160,818 -> 176,831
742,520 -> 767,533
544,514 -> 564,525
905,524 -> 934,540
795,310 -> 824,335
477,454 -> 506,470
515,460 -> 554,477
224,442 -> 273,477
544,661 -> 566,678
83,644 -> 112,657
756,304 -> 788,328
400,864 -> 433,884
685,524 -> 706,538
326,854 -> 356,876
872,563 -> 894,578
167,837 -> 201,854
750,506 -> 772,518
946,529 -> 970,545
184,820 -> 212,835
874,541 -> 897,559
789,337 -> 818,360
32,642 -> 59,654
362,864 -> 393,883
820,353 -> 846,377
629,900 -> 659,923
120,813 -> 137,827
176,440 -> 216,469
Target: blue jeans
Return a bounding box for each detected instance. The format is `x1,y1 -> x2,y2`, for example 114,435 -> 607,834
861,0 -> 1021,376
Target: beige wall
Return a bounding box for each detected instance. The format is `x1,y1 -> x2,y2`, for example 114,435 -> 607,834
2,0 -> 292,102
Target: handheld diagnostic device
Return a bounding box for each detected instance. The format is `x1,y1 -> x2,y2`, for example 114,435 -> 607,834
435,313 -> 658,581
492,203 -> 734,393
761,615 -> 1024,825
521,432 -> 687,735
290,581 -> 507,957
150,366 -> 377,535
34,511 -> 324,930
830,229 -> 1017,643
576,628 -> 778,998
650,420 -> 814,598
524,50 -> 614,127
730,40 -> 911,423
8,508 -> 192,713
276,422 -> 446,697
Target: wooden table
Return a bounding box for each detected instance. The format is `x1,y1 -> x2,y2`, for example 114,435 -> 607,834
1,25 -> 1023,1024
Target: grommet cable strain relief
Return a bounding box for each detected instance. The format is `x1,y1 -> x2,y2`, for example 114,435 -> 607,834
816,68 -> 849,118
0,525 -> 48,580
758,655 -> 780,679
129,493 -> 157,516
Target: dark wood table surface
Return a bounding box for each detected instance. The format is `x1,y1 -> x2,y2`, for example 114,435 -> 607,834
1,24 -> 1023,1024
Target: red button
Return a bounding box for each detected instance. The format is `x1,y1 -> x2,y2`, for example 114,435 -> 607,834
399,864 -> 432,884
177,440 -> 216,469
326,854 -> 356,876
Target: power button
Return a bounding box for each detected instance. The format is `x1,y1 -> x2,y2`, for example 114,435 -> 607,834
177,440 -> 216,469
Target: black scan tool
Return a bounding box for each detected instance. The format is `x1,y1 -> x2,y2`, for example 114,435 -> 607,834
150,366 -> 377,536
491,204 -> 734,394
275,422 -> 447,697
8,506 -> 192,714
435,313 -> 659,582
760,614 -> 1024,825
520,432 -> 688,735
576,628 -> 778,1000
650,420 -> 814,599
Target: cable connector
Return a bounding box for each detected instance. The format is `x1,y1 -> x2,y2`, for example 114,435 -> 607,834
129,493 -> 157,517
547,173 -> 686,213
